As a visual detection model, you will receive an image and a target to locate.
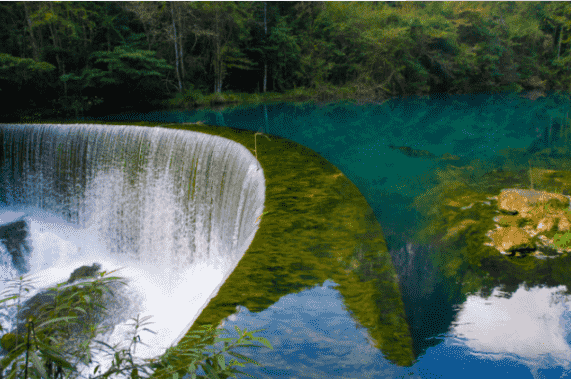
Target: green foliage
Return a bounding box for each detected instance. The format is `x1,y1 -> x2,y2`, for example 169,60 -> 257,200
167,86 -> 205,108
266,14 -> 301,91
153,324 -> 272,379
61,47 -> 173,89
0,54 -> 55,89
51,95 -> 104,119
3,1 -> 571,117
0,271 -> 272,379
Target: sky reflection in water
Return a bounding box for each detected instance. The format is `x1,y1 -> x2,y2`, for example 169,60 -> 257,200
215,280 -> 571,379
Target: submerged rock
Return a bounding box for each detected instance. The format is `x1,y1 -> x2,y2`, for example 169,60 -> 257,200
388,145 -> 461,161
520,89 -> 546,101
389,145 -> 437,159
443,219 -> 478,242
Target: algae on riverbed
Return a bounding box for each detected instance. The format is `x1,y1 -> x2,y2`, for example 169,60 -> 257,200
411,148 -> 571,302
159,122 -> 415,370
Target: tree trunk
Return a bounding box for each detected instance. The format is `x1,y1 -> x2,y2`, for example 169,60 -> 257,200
559,28 -> 563,59
47,3 -> 67,96
263,63 -> 267,93
171,3 -> 182,92
214,8 -> 221,93
82,23 -> 87,50
23,3 -> 39,61
178,6 -> 185,82
263,2 -> 267,93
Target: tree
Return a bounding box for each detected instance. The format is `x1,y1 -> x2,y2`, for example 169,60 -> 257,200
544,2 -> 571,90
0,53 -> 55,92
22,2 -> 89,97
267,13 -> 300,92
198,2 -> 255,93
60,46 -> 173,94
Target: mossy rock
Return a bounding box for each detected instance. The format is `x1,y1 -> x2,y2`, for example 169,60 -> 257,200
67,263 -> 102,284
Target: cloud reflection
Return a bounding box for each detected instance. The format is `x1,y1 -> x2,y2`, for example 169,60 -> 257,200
451,285 -> 571,372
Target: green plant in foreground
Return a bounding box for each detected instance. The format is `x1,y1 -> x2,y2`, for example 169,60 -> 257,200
0,270 -> 272,379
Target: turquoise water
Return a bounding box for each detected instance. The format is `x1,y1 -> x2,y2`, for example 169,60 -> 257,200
99,92 -> 571,378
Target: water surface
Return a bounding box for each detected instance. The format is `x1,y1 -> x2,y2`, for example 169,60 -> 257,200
81,92 -> 571,377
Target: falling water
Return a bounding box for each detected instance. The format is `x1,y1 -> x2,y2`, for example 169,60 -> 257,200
0,123 -> 265,376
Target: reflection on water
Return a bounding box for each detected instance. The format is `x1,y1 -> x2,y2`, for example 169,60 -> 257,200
101,92 -> 571,377
215,280 -> 415,379
451,285 -> 571,374
216,280 -> 571,379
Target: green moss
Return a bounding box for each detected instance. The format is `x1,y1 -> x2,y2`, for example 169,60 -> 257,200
413,158 -> 571,299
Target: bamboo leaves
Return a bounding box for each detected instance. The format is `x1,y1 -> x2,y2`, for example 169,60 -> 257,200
0,271 -> 272,379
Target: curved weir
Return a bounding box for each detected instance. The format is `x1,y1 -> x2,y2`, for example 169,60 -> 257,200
0,123 -> 265,373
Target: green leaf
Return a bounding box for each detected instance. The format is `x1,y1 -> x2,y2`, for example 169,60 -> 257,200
115,351 -> 122,365
36,315 -> 77,329
36,347 -> 75,370
226,351 -> 260,366
202,361 -> 221,379
6,362 -> 20,379
216,354 -> 226,371
213,337 -> 235,345
227,369 -> 259,379
0,295 -> 18,304
29,350 -> 49,379
247,336 -> 273,350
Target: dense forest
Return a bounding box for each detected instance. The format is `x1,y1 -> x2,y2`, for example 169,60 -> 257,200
2,1 -> 571,121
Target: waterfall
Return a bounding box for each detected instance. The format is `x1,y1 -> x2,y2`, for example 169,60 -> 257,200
0,123 -> 265,375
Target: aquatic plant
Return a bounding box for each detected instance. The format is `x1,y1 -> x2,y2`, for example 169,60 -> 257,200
0,271 -> 272,379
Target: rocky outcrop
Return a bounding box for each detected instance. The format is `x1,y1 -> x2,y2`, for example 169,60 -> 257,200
487,226 -> 535,255
497,189 -> 569,217
2,263 -> 120,354
67,263 -> 102,284
484,189 -> 571,257
519,89 -> 546,101
0,218 -> 31,273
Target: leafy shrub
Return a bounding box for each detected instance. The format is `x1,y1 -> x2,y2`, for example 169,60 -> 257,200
0,270 -> 272,379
